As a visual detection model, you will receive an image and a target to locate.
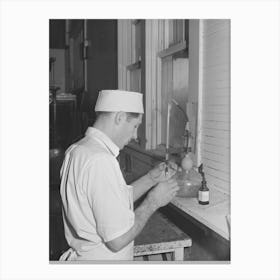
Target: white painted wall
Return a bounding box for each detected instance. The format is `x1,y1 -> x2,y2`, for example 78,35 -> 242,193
200,19 -> 230,194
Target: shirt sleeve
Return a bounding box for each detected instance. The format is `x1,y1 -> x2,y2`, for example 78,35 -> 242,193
84,153 -> 135,242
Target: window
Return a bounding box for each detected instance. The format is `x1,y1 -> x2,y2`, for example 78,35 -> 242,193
156,24 -> 189,150
118,19 -> 192,151
150,20 -> 190,150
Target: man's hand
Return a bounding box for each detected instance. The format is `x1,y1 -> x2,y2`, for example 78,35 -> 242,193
148,161 -> 178,183
105,177 -> 179,253
147,178 -> 179,210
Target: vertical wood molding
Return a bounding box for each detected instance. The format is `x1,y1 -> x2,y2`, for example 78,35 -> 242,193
125,20 -> 130,90
140,20 -> 147,149
146,19 -> 165,149
145,20 -> 152,149
118,20 -> 133,90
117,20 -> 124,89
156,57 -> 162,145
131,23 -> 136,63
156,20 -> 164,145
156,20 -> 172,147
188,19 -> 202,166
196,20 -> 204,167
164,20 -> 169,49
151,20 -> 158,149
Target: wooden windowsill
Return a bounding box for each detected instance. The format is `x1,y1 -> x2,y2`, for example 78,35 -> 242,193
126,60 -> 141,71
157,41 -> 187,59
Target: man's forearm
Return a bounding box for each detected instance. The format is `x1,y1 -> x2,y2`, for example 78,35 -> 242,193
131,173 -> 156,201
105,195 -> 158,252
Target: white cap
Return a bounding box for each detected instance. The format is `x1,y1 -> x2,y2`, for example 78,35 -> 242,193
95,90 -> 144,114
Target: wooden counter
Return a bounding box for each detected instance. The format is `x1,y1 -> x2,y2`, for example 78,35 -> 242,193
134,211 -> 192,260
171,187 -> 230,240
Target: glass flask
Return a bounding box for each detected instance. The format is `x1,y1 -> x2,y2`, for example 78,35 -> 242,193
175,166 -> 202,198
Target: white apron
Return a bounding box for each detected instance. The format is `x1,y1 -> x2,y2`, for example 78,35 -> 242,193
59,241 -> 134,261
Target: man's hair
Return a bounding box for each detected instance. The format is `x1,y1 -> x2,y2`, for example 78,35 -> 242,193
95,111 -> 140,121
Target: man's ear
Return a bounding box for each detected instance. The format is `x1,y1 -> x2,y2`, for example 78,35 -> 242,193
114,111 -> 126,125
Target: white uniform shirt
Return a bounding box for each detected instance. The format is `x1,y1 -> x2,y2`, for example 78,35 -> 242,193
60,127 -> 135,260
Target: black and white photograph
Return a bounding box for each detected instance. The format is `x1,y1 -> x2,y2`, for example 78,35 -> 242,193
1,0 -> 280,279
49,19 -> 230,262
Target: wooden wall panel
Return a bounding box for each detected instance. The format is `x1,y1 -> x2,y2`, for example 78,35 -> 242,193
118,20 -> 132,90
145,20 -> 152,149
151,20 -> 158,148
201,19 -> 230,194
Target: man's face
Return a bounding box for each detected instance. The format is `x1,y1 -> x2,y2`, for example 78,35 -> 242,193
119,114 -> 142,148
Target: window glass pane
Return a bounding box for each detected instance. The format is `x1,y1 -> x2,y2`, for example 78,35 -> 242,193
135,22 -> 141,61
169,19 -> 185,47
161,55 -> 189,149
129,68 -> 141,92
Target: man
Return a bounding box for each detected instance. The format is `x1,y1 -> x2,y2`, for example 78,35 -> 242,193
59,90 -> 179,261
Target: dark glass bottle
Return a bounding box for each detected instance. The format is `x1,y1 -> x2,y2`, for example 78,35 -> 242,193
198,164 -> 209,205
198,177 -> 209,205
